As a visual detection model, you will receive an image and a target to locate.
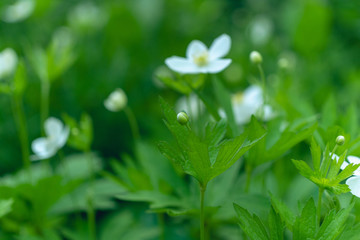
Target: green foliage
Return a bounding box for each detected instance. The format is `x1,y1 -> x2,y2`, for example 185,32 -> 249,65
63,113 -> 93,152
0,199 -> 13,219
159,97 -> 265,187
292,138 -> 360,194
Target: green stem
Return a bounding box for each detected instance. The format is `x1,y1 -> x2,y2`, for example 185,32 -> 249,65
257,64 -> 266,120
124,107 -> 140,140
40,80 -> 50,134
244,165 -> 252,193
200,184 -> 207,240
11,95 -> 30,170
317,188 -> 324,226
157,213 -> 165,240
87,191 -> 96,240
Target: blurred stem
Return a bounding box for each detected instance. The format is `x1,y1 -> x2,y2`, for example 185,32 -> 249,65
11,94 -> 30,170
124,107 -> 140,140
257,64 -> 266,120
87,191 -> 96,240
41,80 -> 50,134
157,213 -> 165,240
244,165 -> 252,193
317,187 -> 324,226
200,184 -> 207,240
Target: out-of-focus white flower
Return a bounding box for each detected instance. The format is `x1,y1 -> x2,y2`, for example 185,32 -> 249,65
220,85 -> 274,125
67,2 -> 107,33
31,117 -> 70,161
2,0 -> 35,23
0,48 -> 18,80
332,154 -> 360,197
249,16 -> 273,46
165,34 -> 232,74
176,94 -> 204,119
104,88 -> 128,112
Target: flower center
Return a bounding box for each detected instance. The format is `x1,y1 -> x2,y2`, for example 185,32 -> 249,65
193,51 -> 209,67
232,92 -> 244,104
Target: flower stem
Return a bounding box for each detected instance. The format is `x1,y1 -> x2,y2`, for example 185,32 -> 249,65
11,95 -> 30,170
200,184 -> 207,240
317,187 -> 324,226
124,107 -> 140,140
87,190 -> 96,240
40,80 -> 50,134
257,64 -> 266,120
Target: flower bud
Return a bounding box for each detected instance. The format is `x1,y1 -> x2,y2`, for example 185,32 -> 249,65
250,51 -> 262,64
104,88 -> 127,112
336,135 -> 345,146
177,112 -> 189,125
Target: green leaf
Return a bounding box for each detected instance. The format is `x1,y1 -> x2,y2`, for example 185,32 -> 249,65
234,203 -> 269,240
0,199 -> 13,218
270,192 -> 295,231
311,138 -> 322,171
292,160 -> 314,179
268,206 -> 284,240
293,198 -> 316,240
320,95 -> 337,129
315,202 -> 354,240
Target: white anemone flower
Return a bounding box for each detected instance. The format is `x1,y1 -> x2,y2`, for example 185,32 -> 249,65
220,85 -> 274,125
0,48 -> 18,80
31,117 -> 70,161
104,88 -> 128,112
2,0 -> 35,23
332,154 -> 360,197
165,34 -> 232,74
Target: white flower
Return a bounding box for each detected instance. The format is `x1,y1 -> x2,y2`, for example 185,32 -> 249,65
220,85 -> 274,125
104,88 -> 127,112
332,154 -> 360,197
2,0 -> 35,23
165,34 -> 232,74
0,48 -> 18,79
31,117 -> 70,161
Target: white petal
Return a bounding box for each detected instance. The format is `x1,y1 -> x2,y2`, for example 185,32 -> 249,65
0,48 -> 18,79
209,34 -> 231,60
346,176 -> 360,198
31,137 -> 57,161
2,0 -> 35,23
243,85 -> 263,107
331,153 -> 339,162
263,105 -> 275,121
340,161 -> 349,170
45,117 -> 63,138
165,56 -> 200,74
56,126 -> 70,149
233,104 -> 256,125
186,40 -> 208,60
205,59 -> 232,73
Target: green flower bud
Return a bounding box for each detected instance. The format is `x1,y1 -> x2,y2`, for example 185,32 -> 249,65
250,51 -> 262,64
177,112 -> 189,125
336,135 -> 345,146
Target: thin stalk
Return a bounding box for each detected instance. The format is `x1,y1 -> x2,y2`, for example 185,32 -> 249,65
157,213 -> 165,240
124,107 -> 140,140
317,188 -> 324,226
200,184 -> 207,240
87,191 -> 96,240
244,166 -> 252,193
40,80 -> 50,134
257,64 -> 266,120
11,95 -> 30,170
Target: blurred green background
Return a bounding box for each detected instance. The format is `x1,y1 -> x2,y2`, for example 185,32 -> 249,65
0,0 -> 360,176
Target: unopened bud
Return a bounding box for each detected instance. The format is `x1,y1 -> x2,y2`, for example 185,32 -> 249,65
177,112 -> 189,125
336,135 -> 345,146
104,88 -> 127,112
250,51 -> 262,64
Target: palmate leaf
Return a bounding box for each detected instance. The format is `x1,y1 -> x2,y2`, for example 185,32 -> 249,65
234,204 -> 269,240
269,192 -> 296,231
159,97 -> 265,187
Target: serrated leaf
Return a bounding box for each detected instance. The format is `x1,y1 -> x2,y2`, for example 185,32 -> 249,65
293,198 -> 316,240
311,138 -> 322,171
315,203 -> 354,240
292,160 -> 314,179
268,206 -> 284,240
270,192 -> 295,231
234,203 -> 269,240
